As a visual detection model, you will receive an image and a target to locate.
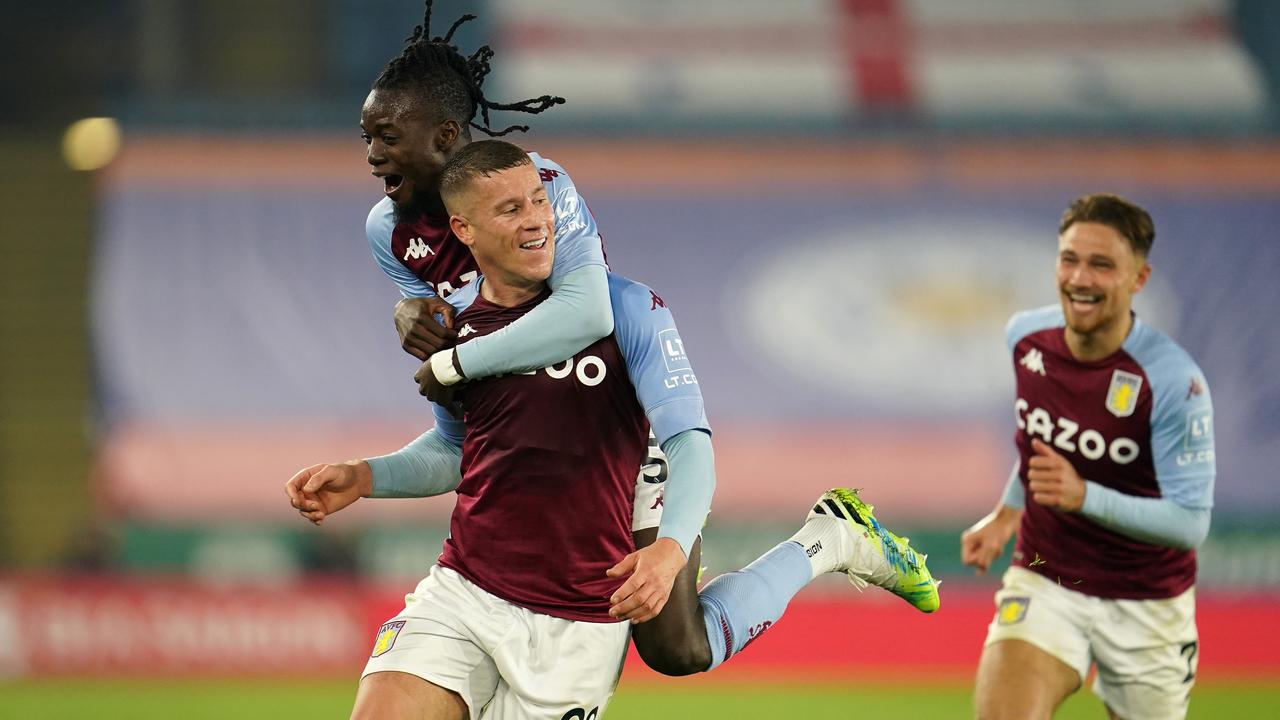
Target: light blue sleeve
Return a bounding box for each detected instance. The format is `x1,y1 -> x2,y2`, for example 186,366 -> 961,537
1005,305 -> 1064,353
365,402 -> 466,498
535,154 -> 608,281
453,264 -> 613,378
366,199 -> 436,299
1081,482 -> 1211,550
1000,461 -> 1025,510
609,274 -> 711,444
658,429 -> 715,557
610,274 -> 713,558
366,427 -> 462,498
1125,321 -> 1216,509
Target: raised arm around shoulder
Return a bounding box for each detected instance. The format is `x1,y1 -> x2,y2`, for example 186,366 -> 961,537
452,264 -> 612,379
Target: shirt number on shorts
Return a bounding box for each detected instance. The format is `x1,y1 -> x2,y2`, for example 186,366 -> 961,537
561,708 -> 599,720
1180,640 -> 1199,683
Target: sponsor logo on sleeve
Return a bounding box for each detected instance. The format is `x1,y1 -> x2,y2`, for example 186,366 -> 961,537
1176,408 -> 1215,467
1105,370 -> 1143,418
554,188 -> 587,234
658,329 -> 689,372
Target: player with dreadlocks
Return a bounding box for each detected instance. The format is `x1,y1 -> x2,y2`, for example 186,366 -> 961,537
291,3 -> 939,717
357,0 -> 719,684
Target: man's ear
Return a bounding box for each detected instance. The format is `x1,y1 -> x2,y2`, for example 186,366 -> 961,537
451,215 -> 474,247
1132,261 -> 1152,295
436,120 -> 463,153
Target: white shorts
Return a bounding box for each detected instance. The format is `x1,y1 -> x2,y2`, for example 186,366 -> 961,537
985,566 -> 1199,720
632,432 -> 667,532
363,565 -> 630,720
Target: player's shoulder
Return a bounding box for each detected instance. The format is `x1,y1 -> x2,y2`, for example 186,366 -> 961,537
1005,304 -> 1064,350
608,272 -> 656,305
365,197 -> 397,244
528,151 -> 577,189
608,273 -> 669,328
1124,317 -> 1208,397
446,278 -> 482,314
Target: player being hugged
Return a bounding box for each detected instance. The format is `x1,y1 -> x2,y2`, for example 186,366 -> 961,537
288,141 -> 941,719
961,194 -> 1215,720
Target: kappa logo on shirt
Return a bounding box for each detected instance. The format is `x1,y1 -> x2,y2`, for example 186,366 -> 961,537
402,237 -> 434,261
458,323 -> 476,337
1019,348 -> 1046,376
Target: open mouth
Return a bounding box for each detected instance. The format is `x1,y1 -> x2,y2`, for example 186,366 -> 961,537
383,174 -> 404,195
520,238 -> 547,250
1065,291 -> 1102,313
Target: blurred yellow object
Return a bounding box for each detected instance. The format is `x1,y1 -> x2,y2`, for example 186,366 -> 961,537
62,117 -> 122,171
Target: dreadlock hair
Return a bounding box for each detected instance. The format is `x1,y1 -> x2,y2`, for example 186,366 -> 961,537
372,0 -> 565,138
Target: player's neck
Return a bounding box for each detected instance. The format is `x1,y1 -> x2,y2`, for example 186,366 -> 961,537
1065,312 -> 1133,362
477,275 -> 546,308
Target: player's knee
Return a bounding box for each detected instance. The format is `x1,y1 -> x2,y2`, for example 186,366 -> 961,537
635,640 -> 711,677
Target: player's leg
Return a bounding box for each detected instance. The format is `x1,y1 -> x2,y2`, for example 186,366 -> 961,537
1089,588 -> 1198,720
627,435 -> 712,676
630,527 -> 710,676
351,671 -> 467,720
697,488 -> 938,670
356,565 -> 503,720
974,640 -> 1079,720
974,566 -> 1093,720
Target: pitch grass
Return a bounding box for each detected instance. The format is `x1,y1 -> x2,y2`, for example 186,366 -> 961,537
1,679 -> 1276,718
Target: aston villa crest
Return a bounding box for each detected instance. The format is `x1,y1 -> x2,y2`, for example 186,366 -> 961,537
1105,370 -> 1143,418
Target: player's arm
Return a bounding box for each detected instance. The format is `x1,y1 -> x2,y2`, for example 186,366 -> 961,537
607,276 -> 714,622
365,403 -> 465,498
366,202 -> 458,359
431,165 -> 612,385
285,403 -> 465,524
961,462 -> 1025,574
1078,484 -> 1210,550
1079,373 -> 1215,550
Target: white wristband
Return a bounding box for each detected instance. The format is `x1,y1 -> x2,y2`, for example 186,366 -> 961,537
430,348 -> 465,387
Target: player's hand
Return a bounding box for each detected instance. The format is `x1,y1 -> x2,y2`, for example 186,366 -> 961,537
412,358 -> 463,413
1027,439 -> 1086,512
606,537 -> 687,623
395,296 -> 457,361
960,505 -> 1022,575
284,460 -> 372,526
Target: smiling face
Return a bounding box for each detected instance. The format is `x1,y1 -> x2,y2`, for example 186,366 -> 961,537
360,88 -> 466,218
447,161 -> 556,306
1056,221 -> 1151,360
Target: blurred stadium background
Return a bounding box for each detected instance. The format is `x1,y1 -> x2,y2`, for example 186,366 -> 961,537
2,0 -> 1279,717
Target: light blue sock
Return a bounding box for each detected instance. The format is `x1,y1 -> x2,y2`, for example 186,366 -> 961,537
698,540 -> 813,670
